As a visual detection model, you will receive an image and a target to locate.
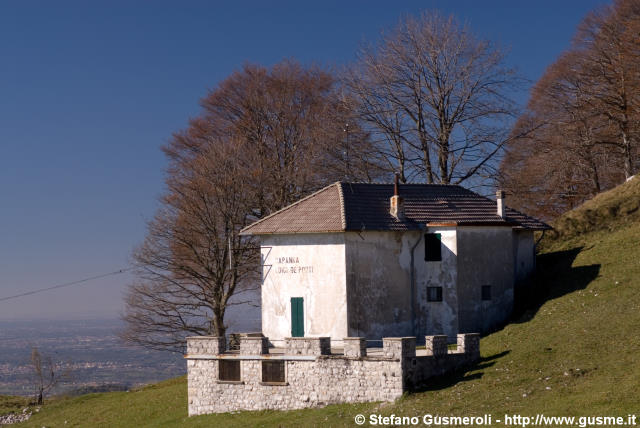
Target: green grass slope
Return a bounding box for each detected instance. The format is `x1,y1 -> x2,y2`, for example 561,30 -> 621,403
9,178 -> 640,427
0,396 -> 30,417
549,175 -> 640,240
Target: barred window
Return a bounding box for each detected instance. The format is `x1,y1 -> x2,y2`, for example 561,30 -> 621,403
427,286 -> 443,302
219,360 -> 240,382
262,361 -> 285,384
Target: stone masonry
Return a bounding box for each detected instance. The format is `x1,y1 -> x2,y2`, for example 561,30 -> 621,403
186,334 -> 480,415
239,336 -> 269,355
285,337 -> 331,356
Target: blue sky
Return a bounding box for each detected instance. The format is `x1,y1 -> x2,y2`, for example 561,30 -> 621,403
0,0 -> 605,320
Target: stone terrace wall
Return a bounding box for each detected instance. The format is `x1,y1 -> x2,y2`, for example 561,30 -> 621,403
404,334 -> 480,389
186,336 -> 225,355
285,337 -> 331,356
186,334 -> 480,416
187,357 -> 403,415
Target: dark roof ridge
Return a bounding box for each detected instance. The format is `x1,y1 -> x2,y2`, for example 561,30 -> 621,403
337,180 -> 465,187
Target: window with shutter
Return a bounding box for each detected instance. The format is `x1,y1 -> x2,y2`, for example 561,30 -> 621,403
290,297 -> 304,337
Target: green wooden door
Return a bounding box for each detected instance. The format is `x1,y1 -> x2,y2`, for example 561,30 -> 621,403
291,297 -> 304,337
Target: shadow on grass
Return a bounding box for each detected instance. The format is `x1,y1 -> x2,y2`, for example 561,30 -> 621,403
512,247 -> 600,324
407,248 -> 598,394
409,350 -> 510,393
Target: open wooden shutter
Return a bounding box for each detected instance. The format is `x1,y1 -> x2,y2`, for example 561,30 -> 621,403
290,297 -> 304,337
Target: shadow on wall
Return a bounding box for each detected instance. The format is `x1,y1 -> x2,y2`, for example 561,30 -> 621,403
512,247 -> 601,324
411,350 -> 511,393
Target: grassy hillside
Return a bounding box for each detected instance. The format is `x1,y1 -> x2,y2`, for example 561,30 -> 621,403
0,396 -> 29,417
548,175 -> 640,240
6,179 -> 640,427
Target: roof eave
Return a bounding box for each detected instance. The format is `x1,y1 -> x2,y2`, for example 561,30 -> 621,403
514,225 -> 553,231
239,229 -> 346,236
241,221 -> 547,235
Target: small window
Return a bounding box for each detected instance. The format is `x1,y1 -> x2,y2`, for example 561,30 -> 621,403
262,361 -> 286,384
481,285 -> 492,301
425,233 -> 442,261
219,360 -> 240,382
427,286 -> 443,302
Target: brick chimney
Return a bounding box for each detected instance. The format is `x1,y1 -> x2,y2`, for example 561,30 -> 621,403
496,190 -> 506,218
390,174 -> 405,220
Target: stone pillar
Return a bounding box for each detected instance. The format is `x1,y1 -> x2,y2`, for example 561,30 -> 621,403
240,336 -> 269,355
382,337 -> 416,359
343,337 -> 367,357
285,337 -> 331,356
457,333 -> 480,358
425,335 -> 448,357
186,336 -> 226,355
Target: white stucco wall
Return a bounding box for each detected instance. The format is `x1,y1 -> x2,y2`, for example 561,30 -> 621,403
344,231 -> 414,339
344,228 -> 459,341
260,233 -> 348,344
416,227 -> 459,340
456,226 -> 515,333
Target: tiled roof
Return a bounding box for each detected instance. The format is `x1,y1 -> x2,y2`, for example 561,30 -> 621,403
240,182 -> 551,235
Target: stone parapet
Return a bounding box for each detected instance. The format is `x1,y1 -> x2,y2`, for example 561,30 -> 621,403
187,336 -> 225,355
456,333 -> 480,357
382,337 -> 416,359
186,333 -> 482,415
285,337 -> 331,356
240,336 -> 269,355
343,337 -> 367,358
425,335 -> 448,357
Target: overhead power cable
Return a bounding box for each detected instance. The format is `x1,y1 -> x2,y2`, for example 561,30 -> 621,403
0,268 -> 133,302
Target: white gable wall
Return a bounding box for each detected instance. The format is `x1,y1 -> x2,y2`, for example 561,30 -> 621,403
260,233 -> 348,345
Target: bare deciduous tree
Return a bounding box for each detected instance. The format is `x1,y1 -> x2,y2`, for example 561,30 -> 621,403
501,52 -> 620,219
196,61 -> 378,212
344,11 -> 524,188
501,0 -> 640,219
121,139 -> 260,352
31,347 -> 61,405
121,61 -> 378,353
573,0 -> 640,179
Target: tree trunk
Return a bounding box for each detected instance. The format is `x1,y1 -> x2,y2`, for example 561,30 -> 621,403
211,309 -> 226,338
438,142 -> 450,184
589,156 -> 601,194
622,131 -> 633,179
